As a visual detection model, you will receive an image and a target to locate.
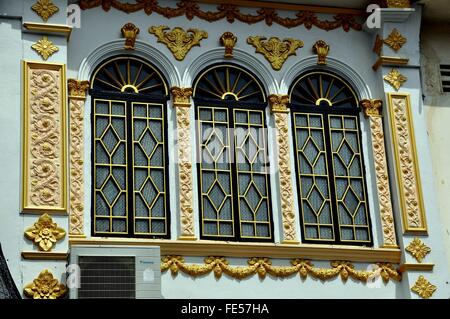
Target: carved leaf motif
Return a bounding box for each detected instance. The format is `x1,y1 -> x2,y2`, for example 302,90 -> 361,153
31,0 -> 59,22
31,36 -> 59,61
411,275 -> 436,299
405,238 -> 431,262
24,269 -> 66,299
24,213 -> 66,251
384,29 -> 407,52
384,69 -> 407,91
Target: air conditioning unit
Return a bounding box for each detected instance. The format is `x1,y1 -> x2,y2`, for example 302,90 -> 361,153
69,245 -> 161,299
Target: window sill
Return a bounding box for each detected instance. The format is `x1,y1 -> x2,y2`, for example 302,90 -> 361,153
69,238 -> 401,263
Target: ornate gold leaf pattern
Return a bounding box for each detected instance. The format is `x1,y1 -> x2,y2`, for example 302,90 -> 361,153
24,213 -> 66,251
312,40 -> 330,65
149,26 -> 208,61
247,36 -> 303,70
384,69 -> 407,91
411,275 -> 436,299
405,238 -> 431,262
268,95 -> 297,242
384,0 -> 411,8
171,87 -> 195,238
31,0 -> 59,22
384,29 -> 407,52
161,256 -> 402,283
79,1 -> 363,32
121,23 -> 140,50
220,32 -> 237,59
24,269 -> 67,299
31,36 -> 59,61
68,80 -> 89,235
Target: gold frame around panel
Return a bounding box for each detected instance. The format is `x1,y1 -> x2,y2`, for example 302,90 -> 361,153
387,93 -> 427,234
22,60 -> 67,214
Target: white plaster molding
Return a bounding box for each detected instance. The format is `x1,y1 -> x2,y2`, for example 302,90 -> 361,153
279,56 -> 373,99
182,47 -> 279,94
380,8 -> 415,23
77,39 -> 181,86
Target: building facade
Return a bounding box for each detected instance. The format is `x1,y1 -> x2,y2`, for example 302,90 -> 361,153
0,0 -> 448,299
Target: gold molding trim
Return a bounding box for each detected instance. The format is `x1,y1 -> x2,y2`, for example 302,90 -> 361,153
22,61 -> 67,213
68,80 -> 89,236
359,99 -> 397,247
69,238 -> 402,263
23,22 -> 72,40
411,275 -> 436,299
387,93 -> 427,234
31,0 -> 59,23
121,22 -> 140,50
21,251 -> 68,260
24,213 -> 66,251
399,263 -> 434,272
31,36 -> 59,61
149,26 -> 208,61
171,87 -> 196,239
161,256 -> 402,282
247,36 -> 303,70
405,237 -> 431,262
384,0 -> 411,9
384,29 -> 407,52
79,1 -> 364,31
384,69 -> 407,91
372,56 -> 409,71
268,95 -> 297,242
373,35 -> 383,56
312,40 -> 330,65
24,269 -> 67,299
220,32 -> 237,59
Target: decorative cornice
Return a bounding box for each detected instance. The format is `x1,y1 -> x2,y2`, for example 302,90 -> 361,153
411,275 -> 436,299
268,94 -> 289,113
31,0 -> 59,22
24,213 -> 66,251
247,36 -> 303,70
161,256 -> 402,283
384,68 -> 407,91
23,22 -> 72,40
171,87 -> 193,107
68,79 -> 89,99
384,28 -> 407,52
78,0 -> 364,32
21,251 -> 68,260
220,32 -> 237,59
359,99 -> 383,117
312,40 -> 330,65
121,23 -> 140,50
24,269 -> 67,299
70,238 -> 402,263
149,26 -> 208,61
372,56 -> 409,71
405,238 -> 431,262
31,36 -> 59,61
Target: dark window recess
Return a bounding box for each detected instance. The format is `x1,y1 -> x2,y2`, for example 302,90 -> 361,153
78,256 -> 135,299
440,65 -> 450,93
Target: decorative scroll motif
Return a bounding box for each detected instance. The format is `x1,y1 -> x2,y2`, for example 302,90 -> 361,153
24,269 -> 67,299
171,87 -> 195,239
312,40 -> 330,65
405,238 -> 431,262
387,94 -> 427,233
161,256 -> 402,283
383,0 -> 411,8
220,32 -> 237,59
79,1 -> 364,32
384,29 -> 407,52
411,275 -> 436,299
247,36 -> 303,70
24,213 -> 66,251
68,79 -> 89,236
23,62 -> 66,212
384,69 -> 407,91
149,26 -> 208,61
360,99 -> 397,247
121,23 -> 140,50
32,0 -> 59,22
31,36 -> 59,61
373,35 -> 383,56
268,95 -> 297,242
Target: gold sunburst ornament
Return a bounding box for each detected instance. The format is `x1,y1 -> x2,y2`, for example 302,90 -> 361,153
384,68 -> 407,91
405,238 -> 431,262
31,0 -> 59,22
24,270 -> 67,299
384,29 -> 407,52
31,36 -> 59,60
411,275 -> 436,299
24,213 -> 66,251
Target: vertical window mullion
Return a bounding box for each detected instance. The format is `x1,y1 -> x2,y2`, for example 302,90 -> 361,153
126,100 -> 134,237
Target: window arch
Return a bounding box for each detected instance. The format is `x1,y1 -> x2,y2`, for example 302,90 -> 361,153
193,64 -> 273,242
289,71 -> 372,246
91,56 -> 170,238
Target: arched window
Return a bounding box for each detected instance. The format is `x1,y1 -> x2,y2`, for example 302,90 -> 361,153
193,64 -> 273,242
91,56 -> 170,238
289,71 -> 372,245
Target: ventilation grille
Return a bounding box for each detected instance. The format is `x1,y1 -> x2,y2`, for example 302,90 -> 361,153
78,256 -> 135,299
441,64 -> 450,93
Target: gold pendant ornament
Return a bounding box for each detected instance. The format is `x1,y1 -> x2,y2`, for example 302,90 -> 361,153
31,36 -> 59,61
149,26 -> 208,61
247,36 -> 303,70
24,269 -> 67,299
411,275 -> 436,299
121,23 -> 140,50
384,68 -> 407,91
31,0 -> 59,22
220,32 -> 237,59
405,238 -> 431,262
24,213 -> 66,251
312,40 -> 330,65
384,29 -> 407,52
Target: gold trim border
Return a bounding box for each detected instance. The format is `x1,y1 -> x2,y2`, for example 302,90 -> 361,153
22,60 -> 68,214
23,22 -> 73,40
399,263 -> 434,272
372,56 -> 409,71
69,238 -> 402,263
387,93 -> 427,234
21,251 -> 68,260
